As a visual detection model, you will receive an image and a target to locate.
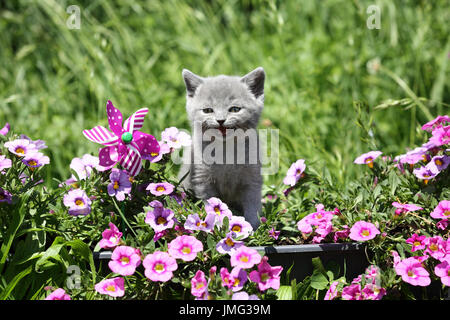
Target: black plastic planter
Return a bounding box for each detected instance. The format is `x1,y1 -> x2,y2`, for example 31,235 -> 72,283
93,242 -> 369,283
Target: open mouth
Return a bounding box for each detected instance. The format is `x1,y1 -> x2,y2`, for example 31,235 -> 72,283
218,126 -> 227,136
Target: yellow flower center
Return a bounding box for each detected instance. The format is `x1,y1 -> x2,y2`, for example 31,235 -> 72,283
231,225 -> 241,233
316,213 -> 323,219
120,256 -> 130,264
413,241 -> 421,247
106,285 -> 116,292
435,159 -> 443,166
422,155 -> 428,162
150,152 -> 159,157
444,210 -> 450,217
15,147 -> 25,155
361,229 -> 370,237
196,283 -> 205,289
182,246 -> 191,254
75,199 -> 84,206
261,273 -> 270,282
365,158 -> 374,168
429,244 -> 438,251
154,263 -> 165,272
407,270 -> 415,277
225,238 -> 235,247
156,186 -> 165,192
239,255 -> 249,262
28,160 -> 37,166
214,207 -> 221,214
157,216 -> 167,225
113,181 -> 120,190
233,279 -> 240,287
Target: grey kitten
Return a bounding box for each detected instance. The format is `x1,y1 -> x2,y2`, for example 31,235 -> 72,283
178,67 -> 265,230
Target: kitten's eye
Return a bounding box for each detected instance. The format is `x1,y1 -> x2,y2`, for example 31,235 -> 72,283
202,108 -> 214,114
228,106 -> 241,113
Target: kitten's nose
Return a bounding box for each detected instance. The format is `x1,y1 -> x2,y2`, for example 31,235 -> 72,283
217,120 -> 225,126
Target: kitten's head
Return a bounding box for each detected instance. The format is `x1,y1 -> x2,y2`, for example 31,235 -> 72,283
182,67 -> 265,134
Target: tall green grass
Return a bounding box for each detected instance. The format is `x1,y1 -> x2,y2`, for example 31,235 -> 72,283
0,0 -> 449,187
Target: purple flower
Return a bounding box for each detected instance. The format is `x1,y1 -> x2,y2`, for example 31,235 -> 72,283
205,197 -> 232,225
392,202 -> 423,215
426,155 -> 450,174
249,256 -> 283,291
216,232 -> 245,255
161,127 -> 192,149
63,189 -> 92,216
184,213 -> 216,233
228,216 -> 253,239
220,267 -> 248,292
146,182 -> 175,196
268,227 -> 280,240
0,155 -> 12,172
142,141 -> 171,163
22,151 -> 50,169
107,168 -> 132,201
283,159 -> 306,186
0,188 -> 12,204
429,125 -> 450,147
231,291 -> 259,300
19,134 -> 47,150
145,206 -> 175,232
413,166 -> 437,183
70,154 -> 105,181
354,151 -> 382,168
4,139 -> 37,157
0,123 -> 10,136
421,115 -> 450,132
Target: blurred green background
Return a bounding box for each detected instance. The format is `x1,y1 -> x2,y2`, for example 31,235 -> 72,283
0,0 -> 449,187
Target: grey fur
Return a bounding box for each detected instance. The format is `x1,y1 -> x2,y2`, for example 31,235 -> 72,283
179,67 -> 265,229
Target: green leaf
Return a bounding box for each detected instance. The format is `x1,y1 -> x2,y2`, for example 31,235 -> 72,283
310,270 -> 329,290
276,285 -> 293,300
0,265 -> 33,300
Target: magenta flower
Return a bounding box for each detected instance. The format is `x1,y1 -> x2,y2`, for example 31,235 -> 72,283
406,234 -> 427,252
436,219 -> 448,230
296,205 -> 334,242
143,251 -> 178,282
424,236 -> 446,260
107,168 -> 132,201
0,123 -> 10,136
191,270 -> 209,298
324,281 -> 340,300
430,200 -> 450,220
83,100 -> 160,176
349,221 -> 380,241
341,284 -> 363,300
0,155 -> 12,172
220,267 -> 247,292
145,206 -> 175,233
392,202 -> 423,215
98,223 -> 123,249
230,246 -> 262,269
63,189 -> 92,216
429,125 -> 450,147
268,227 -> 280,240
0,188 -> 12,204
44,288 -> 71,300
361,283 -> 386,300
94,277 -> 125,297
394,257 -> 431,286
168,235 -> 203,262
333,225 -> 350,242
108,245 -> 141,276
142,140 -> 171,163
283,159 -> 306,186
228,216 -> 253,239
161,127 -> 192,149
216,232 -> 245,255
146,182 -> 175,196
205,197 -> 233,224
434,261 -> 450,286
421,115 -> 450,132
354,151 -> 382,168
249,256 -> 283,291
4,138 -> 37,157
184,213 -> 216,233
22,151 -> 50,169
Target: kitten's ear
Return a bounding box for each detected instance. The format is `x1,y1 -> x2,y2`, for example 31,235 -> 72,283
182,69 -> 203,98
241,67 -> 265,100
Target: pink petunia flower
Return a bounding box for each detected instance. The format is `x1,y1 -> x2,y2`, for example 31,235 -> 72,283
98,222 -> 123,249
220,267 -> 248,292
421,115 -> 450,132
249,256 -> 283,291
341,284 -> 363,300
349,221 -> 380,241
191,270 -> 209,298
108,246 -> 141,276
354,151 -> 382,168
394,257 -> 431,286
230,246 -> 262,269
146,182 -> 175,196
4,139 -> 37,157
168,235 -> 203,262
434,261 -> 450,286
405,234 -> 427,252
0,155 -> 12,172
22,151 -> 50,169
184,213 -> 216,233
44,288 -> 71,300
143,251 -> 178,282
333,225 -> 350,242
94,277 -> 125,297
324,281 -> 340,300
361,283 -> 386,300
232,291 -> 260,300
161,127 -> 192,149
428,125 -> 450,147
145,206 -> 175,233
424,236 -> 446,260
205,197 -> 233,225
63,189 -> 92,216
0,123 -> 10,136
228,216 -> 253,239
430,200 -> 450,220
392,202 -> 423,216
216,232 -> 245,255
142,140 -> 171,163
283,159 -> 306,186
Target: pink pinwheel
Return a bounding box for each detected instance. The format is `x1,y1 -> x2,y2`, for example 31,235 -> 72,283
83,100 -> 159,176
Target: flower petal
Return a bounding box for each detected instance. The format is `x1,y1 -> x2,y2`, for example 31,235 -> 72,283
106,100 -> 125,136
83,126 -> 118,146
123,108 -> 149,133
